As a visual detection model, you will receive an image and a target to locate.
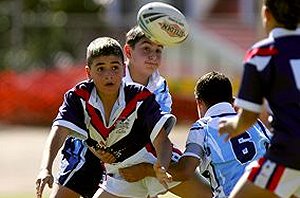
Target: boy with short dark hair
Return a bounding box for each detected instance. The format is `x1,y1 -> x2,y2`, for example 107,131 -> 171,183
36,37 -> 175,198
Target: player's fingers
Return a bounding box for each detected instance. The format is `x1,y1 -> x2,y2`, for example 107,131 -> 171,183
218,125 -> 230,137
48,177 -> 54,188
36,180 -> 46,198
35,179 -> 41,191
105,154 -> 115,164
153,162 -> 161,171
218,121 -> 227,134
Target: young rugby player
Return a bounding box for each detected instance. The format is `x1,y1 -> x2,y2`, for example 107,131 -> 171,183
218,0 -> 300,197
36,37 -> 174,198
154,71 -> 271,197
113,25 -> 211,198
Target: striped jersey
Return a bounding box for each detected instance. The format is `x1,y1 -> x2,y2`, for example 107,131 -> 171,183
183,103 -> 270,197
235,27 -> 300,170
53,80 -> 176,173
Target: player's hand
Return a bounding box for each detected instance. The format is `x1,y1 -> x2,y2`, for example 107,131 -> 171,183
218,117 -> 238,141
153,163 -> 172,189
35,169 -> 54,198
95,148 -> 116,164
119,162 -> 152,182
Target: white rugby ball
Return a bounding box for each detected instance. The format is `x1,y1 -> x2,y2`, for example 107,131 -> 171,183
137,2 -> 189,46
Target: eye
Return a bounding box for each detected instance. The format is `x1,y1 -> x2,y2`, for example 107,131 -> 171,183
143,46 -> 151,53
112,65 -> 120,71
156,48 -> 162,54
96,66 -> 104,72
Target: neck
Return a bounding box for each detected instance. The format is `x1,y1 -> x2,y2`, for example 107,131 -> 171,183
128,65 -> 149,86
97,90 -> 119,123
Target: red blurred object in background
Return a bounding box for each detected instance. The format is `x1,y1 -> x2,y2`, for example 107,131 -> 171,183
0,66 -> 197,126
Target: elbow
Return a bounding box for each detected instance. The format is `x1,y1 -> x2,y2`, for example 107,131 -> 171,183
172,167 -> 194,181
180,169 -> 194,181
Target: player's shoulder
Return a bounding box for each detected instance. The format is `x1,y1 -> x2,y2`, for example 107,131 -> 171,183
251,37 -> 274,49
124,81 -> 149,92
64,79 -> 93,98
190,118 -> 208,132
244,37 -> 278,63
124,82 -> 153,101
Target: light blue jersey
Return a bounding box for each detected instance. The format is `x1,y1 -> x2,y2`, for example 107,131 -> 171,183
183,102 -> 270,197
123,66 -> 172,113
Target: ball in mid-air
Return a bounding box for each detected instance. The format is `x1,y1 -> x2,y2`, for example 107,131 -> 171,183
137,2 -> 189,46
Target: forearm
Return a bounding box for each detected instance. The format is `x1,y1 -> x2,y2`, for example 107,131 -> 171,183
39,126 -> 69,171
236,109 -> 259,133
155,137 -> 172,169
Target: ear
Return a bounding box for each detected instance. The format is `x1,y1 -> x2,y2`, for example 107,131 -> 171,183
264,6 -> 272,21
124,44 -> 132,59
195,99 -> 202,118
85,65 -> 91,79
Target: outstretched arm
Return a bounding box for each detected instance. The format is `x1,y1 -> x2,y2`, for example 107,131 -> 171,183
35,126 -> 70,198
219,108 -> 259,141
153,127 -> 173,187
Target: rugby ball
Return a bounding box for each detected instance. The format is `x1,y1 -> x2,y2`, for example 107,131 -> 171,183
137,2 -> 189,46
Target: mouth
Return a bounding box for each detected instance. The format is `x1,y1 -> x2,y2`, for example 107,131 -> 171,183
145,62 -> 159,68
104,82 -> 114,86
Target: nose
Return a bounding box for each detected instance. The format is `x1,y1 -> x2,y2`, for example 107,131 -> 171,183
104,70 -> 114,79
148,51 -> 157,61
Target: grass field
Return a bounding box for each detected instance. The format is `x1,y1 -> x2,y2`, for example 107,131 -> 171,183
0,125 -> 188,198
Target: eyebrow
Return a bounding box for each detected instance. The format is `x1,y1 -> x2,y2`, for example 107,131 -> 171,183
140,40 -> 163,49
95,61 -> 122,66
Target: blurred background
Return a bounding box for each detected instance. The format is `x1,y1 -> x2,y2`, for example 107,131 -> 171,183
0,0 -> 266,126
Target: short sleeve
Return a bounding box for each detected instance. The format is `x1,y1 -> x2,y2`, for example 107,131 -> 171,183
53,90 -> 88,139
182,122 -> 206,160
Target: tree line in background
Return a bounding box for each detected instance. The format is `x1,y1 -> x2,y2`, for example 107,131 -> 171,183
0,0 -> 110,71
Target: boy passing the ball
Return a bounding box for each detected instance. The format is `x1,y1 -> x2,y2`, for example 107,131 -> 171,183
36,37 -> 175,198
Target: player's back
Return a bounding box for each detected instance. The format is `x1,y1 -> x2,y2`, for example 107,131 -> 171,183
200,117 -> 270,197
240,28 -> 300,169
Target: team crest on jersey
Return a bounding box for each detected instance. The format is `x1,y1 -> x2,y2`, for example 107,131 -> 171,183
113,118 -> 130,134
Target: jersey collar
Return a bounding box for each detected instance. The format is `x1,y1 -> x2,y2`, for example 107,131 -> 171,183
89,82 -> 126,127
124,64 -> 164,92
270,27 -> 300,39
204,102 -> 236,118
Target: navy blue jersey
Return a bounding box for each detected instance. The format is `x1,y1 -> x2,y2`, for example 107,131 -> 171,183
235,28 -> 300,170
53,80 -> 175,163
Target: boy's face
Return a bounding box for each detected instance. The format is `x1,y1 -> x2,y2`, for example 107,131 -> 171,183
86,55 -> 124,96
125,37 -> 163,77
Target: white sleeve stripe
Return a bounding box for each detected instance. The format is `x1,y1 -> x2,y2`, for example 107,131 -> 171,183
235,98 -> 263,113
248,56 -> 271,71
182,152 -> 201,159
53,120 -> 88,139
150,114 -> 176,142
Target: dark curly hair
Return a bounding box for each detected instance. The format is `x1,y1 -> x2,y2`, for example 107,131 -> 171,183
194,71 -> 233,108
265,0 -> 300,30
86,37 -> 124,67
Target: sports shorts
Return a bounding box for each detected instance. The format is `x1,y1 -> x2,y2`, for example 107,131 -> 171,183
99,174 -> 180,198
57,137 -> 105,198
246,157 -> 300,198
97,146 -> 182,198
